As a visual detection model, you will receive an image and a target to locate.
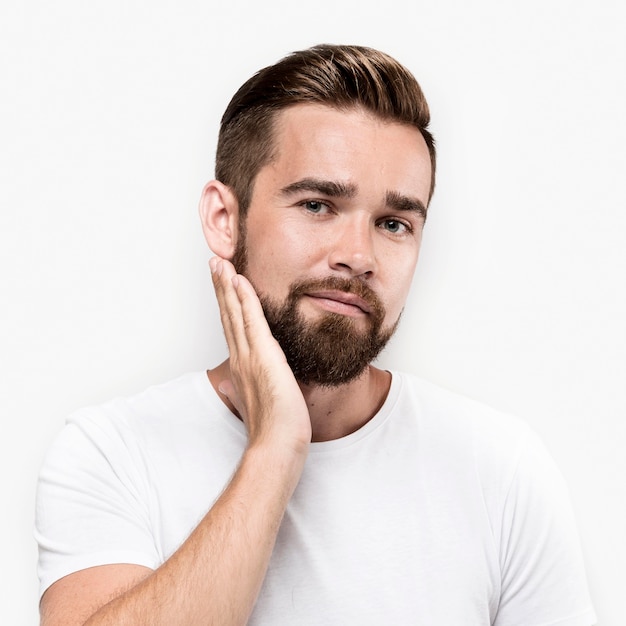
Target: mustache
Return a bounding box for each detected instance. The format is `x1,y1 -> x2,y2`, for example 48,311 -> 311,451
288,276 -> 385,318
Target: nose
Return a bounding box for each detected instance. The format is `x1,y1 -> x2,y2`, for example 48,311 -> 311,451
328,214 -> 377,278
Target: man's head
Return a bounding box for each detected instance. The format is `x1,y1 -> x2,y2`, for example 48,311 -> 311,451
202,45 -> 434,386
215,44 -> 436,217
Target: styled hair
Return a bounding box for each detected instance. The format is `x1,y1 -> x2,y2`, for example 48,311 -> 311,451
215,44 -> 436,215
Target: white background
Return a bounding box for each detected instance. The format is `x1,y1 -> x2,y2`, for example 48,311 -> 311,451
1,0 -> 624,623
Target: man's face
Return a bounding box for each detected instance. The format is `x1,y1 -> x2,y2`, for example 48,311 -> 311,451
233,104 -> 432,386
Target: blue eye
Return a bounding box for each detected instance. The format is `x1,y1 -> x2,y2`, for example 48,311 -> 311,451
381,219 -> 408,234
303,200 -> 329,214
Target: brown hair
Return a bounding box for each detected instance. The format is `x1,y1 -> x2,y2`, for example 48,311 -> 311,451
215,44 -> 436,215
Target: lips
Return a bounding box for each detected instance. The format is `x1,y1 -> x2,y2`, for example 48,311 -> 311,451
304,290 -> 373,314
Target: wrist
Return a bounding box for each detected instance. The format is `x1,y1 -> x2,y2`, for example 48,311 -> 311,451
242,437 -> 309,496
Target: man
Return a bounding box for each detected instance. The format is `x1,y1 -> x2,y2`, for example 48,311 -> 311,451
36,45 -> 595,625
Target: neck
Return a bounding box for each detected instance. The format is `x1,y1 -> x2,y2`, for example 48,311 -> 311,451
298,366 -> 391,441
207,361 -> 391,442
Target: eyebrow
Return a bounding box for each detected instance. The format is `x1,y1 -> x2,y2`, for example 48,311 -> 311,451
280,178 -> 358,199
280,177 -> 427,220
386,190 -> 428,221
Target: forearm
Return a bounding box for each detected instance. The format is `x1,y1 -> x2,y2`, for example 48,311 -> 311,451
83,442 -> 306,626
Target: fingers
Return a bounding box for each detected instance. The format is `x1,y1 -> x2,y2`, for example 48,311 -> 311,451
231,274 -> 278,347
209,256 -> 311,450
210,256 -> 246,355
209,256 -> 278,356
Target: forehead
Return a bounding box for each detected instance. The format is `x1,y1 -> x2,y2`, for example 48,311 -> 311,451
264,104 -> 432,204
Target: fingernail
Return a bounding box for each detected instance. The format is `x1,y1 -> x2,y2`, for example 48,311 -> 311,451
209,257 -> 217,273
231,275 -> 239,288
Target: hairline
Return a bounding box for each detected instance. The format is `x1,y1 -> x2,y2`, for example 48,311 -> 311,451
241,102 -> 434,218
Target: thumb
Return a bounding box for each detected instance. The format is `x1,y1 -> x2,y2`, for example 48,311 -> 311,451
218,379 -> 244,419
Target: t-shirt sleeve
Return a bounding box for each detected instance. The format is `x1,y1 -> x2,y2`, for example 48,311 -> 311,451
494,430 -> 596,626
35,412 -> 161,599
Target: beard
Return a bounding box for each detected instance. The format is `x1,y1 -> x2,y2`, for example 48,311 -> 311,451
232,233 -> 399,387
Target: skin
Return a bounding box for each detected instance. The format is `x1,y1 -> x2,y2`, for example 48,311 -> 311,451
39,104 -> 432,625
207,104 -> 431,440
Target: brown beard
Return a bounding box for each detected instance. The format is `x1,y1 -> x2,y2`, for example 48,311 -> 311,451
232,232 -> 399,386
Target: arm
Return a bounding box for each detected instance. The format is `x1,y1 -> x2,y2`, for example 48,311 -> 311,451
40,258 -> 311,626
494,430 -> 596,626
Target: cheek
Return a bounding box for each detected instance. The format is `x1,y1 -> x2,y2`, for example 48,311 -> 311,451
382,257 -> 419,319
244,227 -> 318,297
249,216 -> 323,270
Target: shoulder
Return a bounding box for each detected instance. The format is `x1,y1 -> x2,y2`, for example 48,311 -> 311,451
391,373 -> 595,624
54,371 -> 220,445
39,370 -> 236,489
388,371 -> 562,503
66,370 -> 213,427
36,371 -> 242,598
391,371 -> 533,455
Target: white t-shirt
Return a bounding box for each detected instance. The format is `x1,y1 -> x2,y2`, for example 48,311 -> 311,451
35,371 -> 596,625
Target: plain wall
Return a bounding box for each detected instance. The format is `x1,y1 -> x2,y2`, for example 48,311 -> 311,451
1,0 -> 624,623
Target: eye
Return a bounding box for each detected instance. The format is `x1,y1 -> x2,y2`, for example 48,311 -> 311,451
379,218 -> 410,234
301,200 -> 330,214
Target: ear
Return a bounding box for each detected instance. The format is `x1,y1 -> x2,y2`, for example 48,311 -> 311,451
198,180 -> 240,259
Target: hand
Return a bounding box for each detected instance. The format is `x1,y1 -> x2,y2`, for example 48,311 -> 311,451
210,257 -> 312,457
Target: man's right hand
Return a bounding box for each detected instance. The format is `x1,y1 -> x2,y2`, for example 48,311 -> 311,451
209,255 -> 312,458
40,260 -> 312,626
